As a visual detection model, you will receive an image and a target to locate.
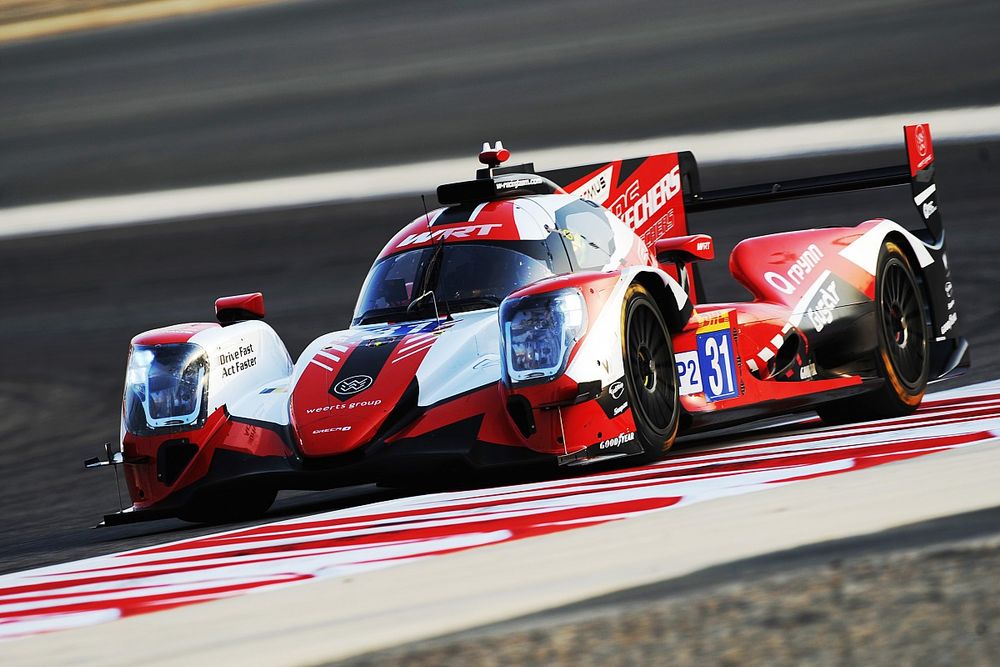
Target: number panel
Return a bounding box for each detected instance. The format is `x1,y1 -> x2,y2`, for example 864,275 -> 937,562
696,328 -> 738,402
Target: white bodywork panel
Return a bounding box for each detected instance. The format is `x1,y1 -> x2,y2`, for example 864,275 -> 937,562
415,310 -> 502,407
565,266 -> 688,388
190,322 -> 294,425
838,218 -> 935,275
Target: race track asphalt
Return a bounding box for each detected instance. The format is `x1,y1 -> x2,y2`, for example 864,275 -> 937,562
0,140 -> 997,576
1,0 -> 998,585
2,0 -> 1000,205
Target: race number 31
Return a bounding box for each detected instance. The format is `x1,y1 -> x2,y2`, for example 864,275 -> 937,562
696,328 -> 738,401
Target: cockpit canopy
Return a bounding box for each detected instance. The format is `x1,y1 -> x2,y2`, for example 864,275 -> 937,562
353,237 -> 572,325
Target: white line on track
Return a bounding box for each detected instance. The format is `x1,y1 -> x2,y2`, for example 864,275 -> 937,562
2,104 -> 999,241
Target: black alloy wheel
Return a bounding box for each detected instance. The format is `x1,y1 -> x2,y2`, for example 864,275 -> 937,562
817,240 -> 929,424
622,283 -> 680,460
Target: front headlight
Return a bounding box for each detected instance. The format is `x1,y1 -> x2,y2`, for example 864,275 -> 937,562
123,343 -> 210,435
501,288 -> 587,384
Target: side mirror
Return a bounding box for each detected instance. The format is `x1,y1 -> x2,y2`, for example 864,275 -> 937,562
215,292 -> 265,326
654,234 -> 715,266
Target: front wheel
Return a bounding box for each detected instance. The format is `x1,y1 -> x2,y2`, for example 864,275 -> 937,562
621,283 -> 680,462
817,240 -> 929,425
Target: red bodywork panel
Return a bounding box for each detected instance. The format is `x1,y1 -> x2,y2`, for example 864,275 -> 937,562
123,407 -> 290,509
905,123 -> 934,176
131,323 -> 219,346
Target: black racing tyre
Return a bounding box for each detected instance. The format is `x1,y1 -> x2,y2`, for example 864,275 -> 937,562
816,240 -> 930,425
621,283 -> 680,461
178,485 -> 277,524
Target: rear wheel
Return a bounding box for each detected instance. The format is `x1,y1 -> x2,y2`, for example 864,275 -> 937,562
621,284 -> 680,461
817,240 -> 929,425
178,485 -> 277,524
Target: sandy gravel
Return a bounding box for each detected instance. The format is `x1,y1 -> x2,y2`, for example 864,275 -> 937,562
340,537 -> 1000,667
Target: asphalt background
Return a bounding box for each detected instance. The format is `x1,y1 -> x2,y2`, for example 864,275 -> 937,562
0,0 -> 998,577
3,0 -> 1000,205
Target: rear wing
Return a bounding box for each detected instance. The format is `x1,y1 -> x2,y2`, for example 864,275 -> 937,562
542,124 -> 942,244
679,123 -> 943,242
541,124 -> 943,305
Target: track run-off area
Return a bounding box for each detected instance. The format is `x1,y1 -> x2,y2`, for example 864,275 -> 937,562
2,380 -> 997,649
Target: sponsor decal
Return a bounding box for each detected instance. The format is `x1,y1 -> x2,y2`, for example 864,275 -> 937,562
311,426 -> 352,435
598,431 -> 635,450
305,399 -> 382,414
922,200 -> 937,220
940,312 -> 958,336
944,281 -> 953,298
693,310 -> 731,332
332,375 -> 374,397
397,223 -> 502,248
596,377 -> 629,420
219,344 -> 256,378
569,165 -> 614,204
764,244 -> 824,295
799,362 -> 817,380
363,335 -> 402,348
804,279 -> 841,332
696,241 -> 711,251
608,165 -> 681,232
495,176 -> 544,191
915,124 -> 928,157
675,350 -> 702,396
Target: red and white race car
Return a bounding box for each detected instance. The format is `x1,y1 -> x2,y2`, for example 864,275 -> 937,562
88,126 -> 968,524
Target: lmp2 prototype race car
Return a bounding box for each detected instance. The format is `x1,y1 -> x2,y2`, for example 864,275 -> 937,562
87,125 -> 968,524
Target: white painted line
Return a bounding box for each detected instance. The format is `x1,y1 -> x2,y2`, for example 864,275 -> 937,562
2,104 -> 1000,240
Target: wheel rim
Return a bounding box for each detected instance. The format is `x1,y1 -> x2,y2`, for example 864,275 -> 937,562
879,258 -> 925,388
626,301 -> 677,433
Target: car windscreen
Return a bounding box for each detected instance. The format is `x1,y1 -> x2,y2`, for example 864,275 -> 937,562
354,238 -> 570,324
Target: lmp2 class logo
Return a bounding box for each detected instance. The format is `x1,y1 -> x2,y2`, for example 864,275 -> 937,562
333,375 -> 374,397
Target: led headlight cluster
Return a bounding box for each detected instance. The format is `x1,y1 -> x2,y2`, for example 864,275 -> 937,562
501,288 -> 587,384
123,343 -> 210,434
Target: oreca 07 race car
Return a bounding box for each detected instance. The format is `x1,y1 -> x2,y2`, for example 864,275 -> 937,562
87,125 -> 968,524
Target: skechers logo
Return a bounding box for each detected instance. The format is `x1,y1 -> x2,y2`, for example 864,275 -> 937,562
333,375 -> 374,396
